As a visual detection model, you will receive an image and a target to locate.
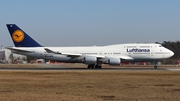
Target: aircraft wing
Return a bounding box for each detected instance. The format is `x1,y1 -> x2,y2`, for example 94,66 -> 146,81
44,48 -> 82,57
119,55 -> 134,60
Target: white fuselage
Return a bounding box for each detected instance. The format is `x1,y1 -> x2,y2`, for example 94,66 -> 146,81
10,43 -> 174,64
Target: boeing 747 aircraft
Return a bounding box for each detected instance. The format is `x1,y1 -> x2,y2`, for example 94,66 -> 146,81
6,24 -> 174,69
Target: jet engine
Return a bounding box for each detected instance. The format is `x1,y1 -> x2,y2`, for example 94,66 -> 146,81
108,58 -> 121,65
83,56 -> 97,64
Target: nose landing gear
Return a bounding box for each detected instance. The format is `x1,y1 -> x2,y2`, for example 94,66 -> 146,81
154,61 -> 158,69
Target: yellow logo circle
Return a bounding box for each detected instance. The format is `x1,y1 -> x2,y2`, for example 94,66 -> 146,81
12,30 -> 25,42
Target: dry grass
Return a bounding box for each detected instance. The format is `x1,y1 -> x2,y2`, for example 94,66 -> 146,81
0,70 -> 179,101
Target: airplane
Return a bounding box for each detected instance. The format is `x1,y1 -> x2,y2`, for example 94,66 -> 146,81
6,24 -> 174,69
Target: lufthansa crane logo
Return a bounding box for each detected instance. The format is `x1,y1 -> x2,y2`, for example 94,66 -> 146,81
12,30 -> 25,42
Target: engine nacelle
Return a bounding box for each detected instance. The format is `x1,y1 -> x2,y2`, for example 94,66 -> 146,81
83,56 -> 97,64
108,58 -> 121,65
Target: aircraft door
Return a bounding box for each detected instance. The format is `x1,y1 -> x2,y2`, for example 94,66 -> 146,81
151,46 -> 154,56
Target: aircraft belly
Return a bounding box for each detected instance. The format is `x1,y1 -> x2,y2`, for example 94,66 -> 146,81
121,59 -> 159,62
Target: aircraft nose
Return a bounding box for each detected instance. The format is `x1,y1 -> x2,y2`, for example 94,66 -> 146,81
170,51 -> 174,57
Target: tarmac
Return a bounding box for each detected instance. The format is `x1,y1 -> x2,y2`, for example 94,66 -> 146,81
0,64 -> 180,71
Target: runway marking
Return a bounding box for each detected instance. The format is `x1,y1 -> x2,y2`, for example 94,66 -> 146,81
167,68 -> 180,71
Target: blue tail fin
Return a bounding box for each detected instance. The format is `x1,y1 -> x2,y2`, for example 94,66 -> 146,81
6,24 -> 42,47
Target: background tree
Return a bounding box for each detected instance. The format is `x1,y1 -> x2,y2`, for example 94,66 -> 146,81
161,41 -> 180,64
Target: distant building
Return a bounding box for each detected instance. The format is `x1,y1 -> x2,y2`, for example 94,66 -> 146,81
0,49 -> 5,60
0,48 -> 26,64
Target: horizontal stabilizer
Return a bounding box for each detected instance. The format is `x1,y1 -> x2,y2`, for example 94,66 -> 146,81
6,47 -> 34,53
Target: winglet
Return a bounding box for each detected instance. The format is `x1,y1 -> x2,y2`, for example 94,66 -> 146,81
6,24 -> 42,47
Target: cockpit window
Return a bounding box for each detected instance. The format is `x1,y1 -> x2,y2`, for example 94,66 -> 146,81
159,45 -> 162,47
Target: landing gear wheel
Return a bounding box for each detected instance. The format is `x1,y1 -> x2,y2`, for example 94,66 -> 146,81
87,64 -> 95,69
88,65 -> 91,69
95,65 -> 102,69
154,65 -> 157,69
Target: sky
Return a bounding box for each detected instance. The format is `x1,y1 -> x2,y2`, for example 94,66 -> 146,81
0,0 -> 180,47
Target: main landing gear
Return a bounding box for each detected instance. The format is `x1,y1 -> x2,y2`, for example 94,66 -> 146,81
87,64 -> 102,69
